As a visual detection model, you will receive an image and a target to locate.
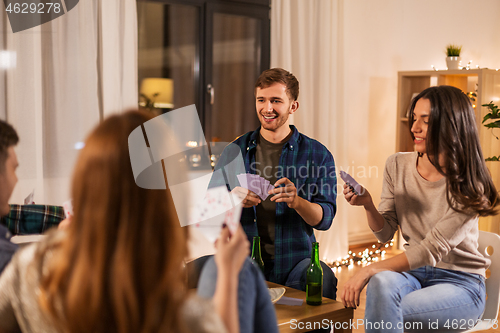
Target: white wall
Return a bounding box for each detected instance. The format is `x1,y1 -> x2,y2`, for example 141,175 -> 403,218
341,0 -> 500,243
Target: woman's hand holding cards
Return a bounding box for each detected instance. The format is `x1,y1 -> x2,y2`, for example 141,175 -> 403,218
340,171 -> 373,208
343,183 -> 373,207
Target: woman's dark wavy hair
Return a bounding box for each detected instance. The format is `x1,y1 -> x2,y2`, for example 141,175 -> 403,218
409,85 -> 499,217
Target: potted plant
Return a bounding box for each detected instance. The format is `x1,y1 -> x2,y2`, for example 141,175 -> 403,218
482,101 -> 500,161
445,44 -> 462,70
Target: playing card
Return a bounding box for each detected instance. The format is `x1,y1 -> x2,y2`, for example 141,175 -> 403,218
237,173 -> 260,198
261,179 -> 270,199
190,186 -> 243,242
249,174 -> 262,197
237,174 -> 249,189
62,199 -> 73,218
236,173 -> 275,201
224,197 -> 242,236
267,183 -> 275,196
339,171 -> 362,194
24,189 -> 35,205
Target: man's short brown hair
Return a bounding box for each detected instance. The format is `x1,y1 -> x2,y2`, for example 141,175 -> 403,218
0,120 -> 19,172
255,68 -> 299,102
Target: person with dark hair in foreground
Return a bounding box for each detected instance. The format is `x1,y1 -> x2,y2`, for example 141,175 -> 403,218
0,111 -> 277,333
342,85 -> 498,333
0,120 -> 19,273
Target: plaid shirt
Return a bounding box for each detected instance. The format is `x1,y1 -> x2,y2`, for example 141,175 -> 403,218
209,125 -> 337,284
0,204 -> 65,235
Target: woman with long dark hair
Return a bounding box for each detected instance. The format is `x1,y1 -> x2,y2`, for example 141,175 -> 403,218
341,85 -> 498,332
0,111 -> 277,333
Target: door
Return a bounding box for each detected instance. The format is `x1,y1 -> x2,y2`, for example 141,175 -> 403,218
137,0 -> 270,166
204,2 -> 270,144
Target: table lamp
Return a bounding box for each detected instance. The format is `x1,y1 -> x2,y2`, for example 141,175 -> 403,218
139,78 -> 174,109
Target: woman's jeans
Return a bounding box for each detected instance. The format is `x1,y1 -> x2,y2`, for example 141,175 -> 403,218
197,257 -> 279,333
365,266 -> 486,333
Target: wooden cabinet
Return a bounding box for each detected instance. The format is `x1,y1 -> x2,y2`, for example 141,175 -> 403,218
396,69 -> 500,233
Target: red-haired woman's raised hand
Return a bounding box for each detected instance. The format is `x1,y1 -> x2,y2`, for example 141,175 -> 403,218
215,225 -> 250,276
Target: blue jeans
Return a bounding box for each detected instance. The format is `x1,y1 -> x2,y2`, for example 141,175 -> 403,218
365,266 -> 486,333
197,257 -> 278,333
285,258 -> 337,300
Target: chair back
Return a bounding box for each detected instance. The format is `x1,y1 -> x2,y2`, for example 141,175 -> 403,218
469,230 -> 500,331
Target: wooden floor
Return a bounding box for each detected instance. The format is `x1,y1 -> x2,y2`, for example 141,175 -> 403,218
334,244 -> 500,333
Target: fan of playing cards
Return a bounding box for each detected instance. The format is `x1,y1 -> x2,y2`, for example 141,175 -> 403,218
189,186 -> 243,243
339,171 -> 362,195
237,173 -> 274,201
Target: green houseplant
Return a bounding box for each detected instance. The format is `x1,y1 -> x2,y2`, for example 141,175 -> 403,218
482,101 -> 500,161
445,44 -> 462,70
446,44 -> 462,57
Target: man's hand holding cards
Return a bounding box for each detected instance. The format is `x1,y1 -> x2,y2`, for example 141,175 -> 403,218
234,173 -> 275,208
24,189 -> 35,205
232,186 -> 261,208
59,199 -> 74,230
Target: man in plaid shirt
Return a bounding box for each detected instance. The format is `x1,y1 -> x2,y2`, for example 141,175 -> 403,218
0,120 -> 20,273
209,68 -> 337,299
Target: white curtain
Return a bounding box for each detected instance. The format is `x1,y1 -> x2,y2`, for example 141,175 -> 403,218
0,0 -> 138,206
271,0 -> 349,263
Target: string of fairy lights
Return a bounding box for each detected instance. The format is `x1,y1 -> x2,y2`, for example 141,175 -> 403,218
331,239 -> 394,270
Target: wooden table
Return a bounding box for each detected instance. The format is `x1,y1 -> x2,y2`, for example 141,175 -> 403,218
268,282 -> 354,333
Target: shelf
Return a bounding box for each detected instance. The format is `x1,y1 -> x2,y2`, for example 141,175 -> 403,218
396,69 -> 500,153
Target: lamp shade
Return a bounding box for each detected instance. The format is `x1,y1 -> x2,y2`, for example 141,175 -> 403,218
140,78 -> 174,108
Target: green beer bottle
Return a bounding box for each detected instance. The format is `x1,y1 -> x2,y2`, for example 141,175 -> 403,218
251,236 -> 265,274
306,242 -> 323,305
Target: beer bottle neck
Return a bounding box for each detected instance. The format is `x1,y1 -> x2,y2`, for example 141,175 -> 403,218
311,242 -> 320,265
252,237 -> 261,258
